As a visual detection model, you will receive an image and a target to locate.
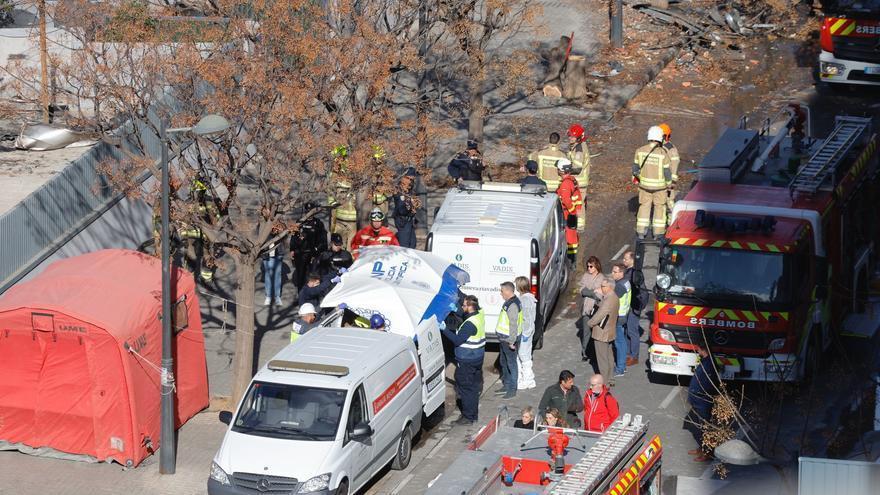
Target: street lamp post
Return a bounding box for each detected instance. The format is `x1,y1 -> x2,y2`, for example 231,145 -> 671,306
159,114 -> 231,475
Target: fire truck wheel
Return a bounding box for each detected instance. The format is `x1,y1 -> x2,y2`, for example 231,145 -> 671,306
391,425 -> 413,470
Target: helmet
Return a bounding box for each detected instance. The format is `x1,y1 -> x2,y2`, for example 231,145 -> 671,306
556,158 -> 573,173
658,123 -> 671,139
369,207 -> 385,221
303,201 -> 318,212
369,313 -> 385,329
299,303 -> 317,316
647,126 -> 664,143
371,145 -> 386,160
568,124 -> 585,139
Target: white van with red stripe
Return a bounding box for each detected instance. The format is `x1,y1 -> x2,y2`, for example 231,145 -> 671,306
209,328 -> 423,495
427,182 -> 569,339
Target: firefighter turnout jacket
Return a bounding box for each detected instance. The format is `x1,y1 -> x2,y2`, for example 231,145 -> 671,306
529,144 -> 566,191
632,143 -> 672,191
350,225 -> 399,255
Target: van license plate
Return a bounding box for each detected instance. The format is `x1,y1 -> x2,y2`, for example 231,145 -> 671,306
866,67 -> 880,75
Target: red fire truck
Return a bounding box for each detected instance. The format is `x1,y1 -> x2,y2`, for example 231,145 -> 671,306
648,106 -> 879,381
819,1 -> 880,86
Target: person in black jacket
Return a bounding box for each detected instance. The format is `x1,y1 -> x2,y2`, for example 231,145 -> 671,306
519,160 -> 546,187
290,202 -> 328,291
392,170 -> 420,249
316,233 -> 353,280
297,271 -> 336,309
623,250 -> 648,366
448,140 -> 486,183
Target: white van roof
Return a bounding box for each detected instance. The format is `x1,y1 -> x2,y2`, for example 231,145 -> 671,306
254,328 -> 409,389
432,183 -> 559,240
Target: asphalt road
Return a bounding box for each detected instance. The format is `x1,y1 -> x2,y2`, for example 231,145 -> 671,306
361,41 -> 880,495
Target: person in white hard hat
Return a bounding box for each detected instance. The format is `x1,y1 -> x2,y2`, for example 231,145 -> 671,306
290,303 -> 319,343
632,126 -> 673,239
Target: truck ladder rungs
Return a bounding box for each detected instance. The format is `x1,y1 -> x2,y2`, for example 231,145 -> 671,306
789,116 -> 870,195
548,414 -> 648,495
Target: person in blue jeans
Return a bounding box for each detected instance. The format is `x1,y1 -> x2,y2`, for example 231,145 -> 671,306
262,234 -> 288,306
610,263 -> 631,377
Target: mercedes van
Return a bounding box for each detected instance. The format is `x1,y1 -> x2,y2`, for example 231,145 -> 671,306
427,182 -> 569,338
209,328 -> 422,495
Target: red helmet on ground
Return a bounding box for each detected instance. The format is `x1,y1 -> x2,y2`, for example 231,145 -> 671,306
568,124 -> 585,140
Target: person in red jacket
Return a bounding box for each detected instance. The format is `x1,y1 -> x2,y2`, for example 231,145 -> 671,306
555,158 -> 583,266
583,373 -> 619,432
351,207 -> 399,258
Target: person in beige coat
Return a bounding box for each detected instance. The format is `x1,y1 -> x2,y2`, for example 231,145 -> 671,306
588,277 -> 619,381
578,256 -> 604,360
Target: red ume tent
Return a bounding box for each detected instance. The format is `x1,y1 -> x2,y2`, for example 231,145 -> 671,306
0,249 -> 208,466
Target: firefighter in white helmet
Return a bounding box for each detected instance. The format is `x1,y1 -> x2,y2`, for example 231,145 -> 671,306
632,126 -> 673,239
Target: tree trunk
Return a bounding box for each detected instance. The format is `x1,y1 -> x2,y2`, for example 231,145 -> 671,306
467,78 -> 484,143
230,255 -> 257,404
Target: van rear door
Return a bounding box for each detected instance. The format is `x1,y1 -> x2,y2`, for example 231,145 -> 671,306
415,320 -> 445,416
477,238 -> 530,335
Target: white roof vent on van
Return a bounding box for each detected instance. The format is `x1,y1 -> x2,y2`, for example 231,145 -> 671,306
479,203 -> 503,224
458,181 -> 548,195
267,360 -> 350,377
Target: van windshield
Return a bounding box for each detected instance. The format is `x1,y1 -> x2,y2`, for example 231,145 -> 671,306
232,381 -> 346,441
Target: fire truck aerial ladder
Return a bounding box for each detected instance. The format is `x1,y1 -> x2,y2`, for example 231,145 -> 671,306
426,414 -> 662,495
645,105 -> 880,382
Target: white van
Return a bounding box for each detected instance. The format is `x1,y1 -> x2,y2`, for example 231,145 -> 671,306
317,307 -> 445,418
209,328 -> 422,495
427,182 -> 569,339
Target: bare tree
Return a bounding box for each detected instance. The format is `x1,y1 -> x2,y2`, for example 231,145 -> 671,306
9,0 -> 426,402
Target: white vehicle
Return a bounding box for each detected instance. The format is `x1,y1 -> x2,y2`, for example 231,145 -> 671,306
319,246 -> 468,418
427,182 -> 569,339
209,328 -> 422,495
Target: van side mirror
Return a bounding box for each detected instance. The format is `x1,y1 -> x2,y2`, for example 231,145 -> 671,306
218,411 -> 233,425
350,422 -> 373,441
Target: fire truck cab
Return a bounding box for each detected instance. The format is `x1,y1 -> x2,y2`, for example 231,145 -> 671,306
819,1 -> 880,86
648,107 -> 880,382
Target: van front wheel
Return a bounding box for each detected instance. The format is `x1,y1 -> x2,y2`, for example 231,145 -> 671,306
390,426 -> 412,470
335,479 -> 349,495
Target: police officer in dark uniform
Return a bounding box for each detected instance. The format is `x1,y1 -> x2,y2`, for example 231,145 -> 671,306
448,140 -> 486,182
290,202 -> 328,291
393,169 -> 421,249
519,160 -> 546,187
317,233 -> 354,280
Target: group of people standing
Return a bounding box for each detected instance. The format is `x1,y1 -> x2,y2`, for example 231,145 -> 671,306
440,276 -> 540,426
260,170 -> 423,309
578,250 -> 648,383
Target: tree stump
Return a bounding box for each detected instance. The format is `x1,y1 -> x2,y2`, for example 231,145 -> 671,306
561,55 -> 590,100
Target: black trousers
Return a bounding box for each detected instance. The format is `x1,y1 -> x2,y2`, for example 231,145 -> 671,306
455,359 -> 483,421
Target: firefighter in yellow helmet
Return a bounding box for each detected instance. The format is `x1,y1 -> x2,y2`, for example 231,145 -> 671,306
528,132 -> 566,192
658,123 -> 680,226
370,145 -> 390,215
328,146 -> 358,247
633,126 -> 673,239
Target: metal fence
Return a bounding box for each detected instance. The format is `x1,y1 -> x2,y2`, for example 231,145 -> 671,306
0,123 -> 162,294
